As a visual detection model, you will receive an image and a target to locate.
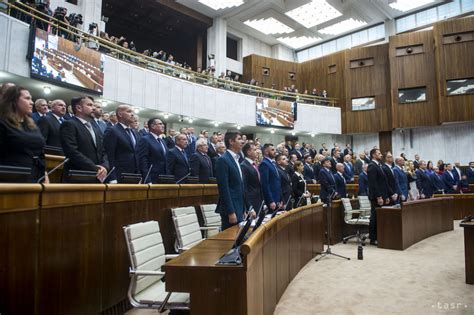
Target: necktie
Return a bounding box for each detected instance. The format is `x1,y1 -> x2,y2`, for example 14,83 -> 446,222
204,154 -> 213,176
156,137 -> 166,155
253,162 -> 260,181
84,122 -> 96,146
59,117 -> 64,124
125,128 -> 136,147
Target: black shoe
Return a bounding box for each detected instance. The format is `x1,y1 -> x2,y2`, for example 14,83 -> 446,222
370,240 -> 378,246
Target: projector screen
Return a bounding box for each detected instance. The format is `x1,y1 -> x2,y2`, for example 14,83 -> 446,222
256,97 -> 296,129
30,28 -> 104,94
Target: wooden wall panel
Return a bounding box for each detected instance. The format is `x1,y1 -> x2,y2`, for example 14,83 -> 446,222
389,30 -> 439,128
344,44 -> 391,133
242,54 -> 298,90
434,16 -> 474,123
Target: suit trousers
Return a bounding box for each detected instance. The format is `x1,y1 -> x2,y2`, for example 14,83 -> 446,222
369,199 -> 378,241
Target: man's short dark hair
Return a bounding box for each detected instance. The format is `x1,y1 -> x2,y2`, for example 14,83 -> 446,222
262,143 -> 274,151
242,143 -> 254,158
275,154 -> 285,162
71,96 -> 94,114
224,130 -> 241,148
147,117 -> 162,129
370,148 -> 380,160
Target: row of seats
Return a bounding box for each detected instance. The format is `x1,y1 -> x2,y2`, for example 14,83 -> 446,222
123,203 -> 220,312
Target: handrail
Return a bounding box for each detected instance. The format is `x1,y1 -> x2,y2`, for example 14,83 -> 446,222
4,0 -> 339,106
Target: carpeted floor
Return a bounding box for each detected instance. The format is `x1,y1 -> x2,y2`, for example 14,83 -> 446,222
275,220 -> 473,315
127,220 -> 473,315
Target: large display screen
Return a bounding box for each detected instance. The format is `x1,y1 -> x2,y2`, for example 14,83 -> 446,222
256,97 -> 296,129
30,28 -> 104,94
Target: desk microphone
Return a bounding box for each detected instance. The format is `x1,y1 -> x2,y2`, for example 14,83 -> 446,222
141,164 -> 153,184
176,172 -> 191,184
37,158 -> 69,183
282,195 -> 293,211
102,166 -> 116,183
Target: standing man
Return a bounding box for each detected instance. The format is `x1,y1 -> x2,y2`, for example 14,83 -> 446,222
416,161 -> 433,199
103,105 -> 139,183
358,164 -> 369,196
167,133 -> 190,183
259,143 -> 282,212
240,142 -> 263,213
413,154 -> 421,169
393,157 -> 408,201
138,121 -> 149,137
467,162 -> 474,184
93,102 -> 107,134
60,96 -> 108,182
442,163 -> 457,193
32,98 -> 49,122
37,99 -> 66,148
302,154 -> 316,183
276,154 -> 293,209
453,162 -> 462,183
354,152 -> 365,175
207,134 -> 219,159
343,154 -> 355,183
367,148 -> 396,246
164,128 -> 176,149
334,163 -> 347,198
189,138 -> 213,183
215,130 -> 249,229
318,157 -> 336,204
136,117 -> 168,183
381,152 -> 399,204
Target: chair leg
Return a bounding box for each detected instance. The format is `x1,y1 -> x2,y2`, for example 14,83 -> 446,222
158,292 -> 172,313
343,234 -> 357,243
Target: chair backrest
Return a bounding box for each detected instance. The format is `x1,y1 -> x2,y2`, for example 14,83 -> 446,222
341,198 -> 353,222
171,207 -> 203,250
358,196 -> 371,216
200,204 -> 221,227
123,221 -> 165,296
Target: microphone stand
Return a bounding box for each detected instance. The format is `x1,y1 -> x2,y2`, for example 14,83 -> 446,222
140,164 -> 153,184
315,190 -> 350,262
37,157 -> 69,183
101,166 -> 116,183
176,172 -> 191,184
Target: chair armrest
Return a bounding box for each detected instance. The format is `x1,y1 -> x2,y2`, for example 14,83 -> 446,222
200,226 -> 220,231
129,268 -> 165,276
179,247 -> 191,253
165,254 -> 179,260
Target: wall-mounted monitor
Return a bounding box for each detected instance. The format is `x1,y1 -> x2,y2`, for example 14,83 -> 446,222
352,97 -> 375,111
30,28 -> 104,94
446,78 -> 474,96
398,87 -> 427,103
256,97 -> 296,129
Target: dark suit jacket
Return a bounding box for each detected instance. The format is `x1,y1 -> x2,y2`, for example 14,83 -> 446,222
442,171 -> 457,193
241,159 -> 263,212
368,161 -> 392,201
259,158 -> 282,206
138,129 -> 148,137
452,167 -> 462,182
432,173 -> 447,193
414,160 -> 420,169
354,159 -> 363,175
189,151 -> 213,184
60,117 -> 109,176
166,147 -> 190,182
207,142 -> 218,159
164,136 -> 175,149
37,112 -> 62,148
291,172 -> 307,206
381,163 -> 398,198
277,166 -> 292,207
416,169 -> 433,197
215,151 -> 246,222
392,166 -> 408,199
312,162 -> 322,182
334,172 -> 347,198
103,124 -> 139,182
358,172 -> 369,196
318,167 -> 336,202
95,119 -> 107,134
343,162 -> 354,181
136,133 -> 168,183
31,112 -> 45,123
468,168 -> 474,184
303,163 -> 315,181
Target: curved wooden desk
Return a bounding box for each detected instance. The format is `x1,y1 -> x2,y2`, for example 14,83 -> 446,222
434,193 -> 474,219
162,203 -> 324,315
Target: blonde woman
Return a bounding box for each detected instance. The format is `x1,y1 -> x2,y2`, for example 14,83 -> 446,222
406,160 -> 419,200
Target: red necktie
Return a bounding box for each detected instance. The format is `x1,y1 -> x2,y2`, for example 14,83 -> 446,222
253,162 -> 260,181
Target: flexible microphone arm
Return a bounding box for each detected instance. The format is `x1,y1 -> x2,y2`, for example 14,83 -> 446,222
101,166 -> 116,183
141,164 -> 154,184
37,157 -> 70,183
176,172 -> 191,184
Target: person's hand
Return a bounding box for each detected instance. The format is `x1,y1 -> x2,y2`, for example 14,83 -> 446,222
249,210 -> 257,219
453,185 -> 457,190
43,172 -> 50,184
96,165 -> 108,182
269,202 -> 276,210
377,196 -> 384,206
401,195 -> 406,202
228,213 -> 237,225
391,193 -> 398,201
385,198 -> 390,205
420,193 -> 425,199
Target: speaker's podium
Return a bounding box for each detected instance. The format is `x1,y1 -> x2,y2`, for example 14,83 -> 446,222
162,203 -> 325,315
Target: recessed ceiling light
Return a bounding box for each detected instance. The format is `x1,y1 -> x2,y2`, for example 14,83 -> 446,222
198,0 -> 244,11
101,100 -> 108,107
213,122 -> 220,127
311,133 -> 315,137
291,131 -> 296,136
43,86 -> 51,94
163,113 -> 169,119
389,0 -> 435,12
318,18 -> 367,35
277,35 -> 321,49
133,108 -> 140,114
244,17 -> 295,35
270,129 -> 275,134
236,125 -> 241,130
285,0 -> 342,28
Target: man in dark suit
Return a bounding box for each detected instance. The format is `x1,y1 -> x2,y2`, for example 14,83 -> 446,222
240,142 -> 263,213
291,143 -> 303,160
354,152 -> 365,175
363,149 -> 371,164
93,102 -> 107,134
368,149 -> 396,246
32,98 -> 49,122
442,163 -> 458,193
393,157 -> 408,201
318,157 -> 336,204
334,163 -> 347,198
319,143 -> 328,155
215,130 -> 249,229
164,128 -> 176,149
468,162 -> 474,184
103,105 -> 139,183
330,149 -> 341,172
166,133 -> 191,183
358,164 -> 369,196
343,154 -> 355,183
136,117 -> 168,183
276,154 -> 292,209
138,121 -> 149,137
381,152 -> 399,204
207,134 -> 219,159
431,166 -> 447,194
343,144 -> 352,157
60,96 -> 108,182
259,143 -> 282,212
413,154 -> 421,169
302,154 -> 316,183
189,138 -> 213,184
416,161 -> 434,198
37,99 -> 66,148
453,162 -> 462,183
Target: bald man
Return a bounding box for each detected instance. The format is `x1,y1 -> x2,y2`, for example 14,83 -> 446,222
103,104 -> 139,183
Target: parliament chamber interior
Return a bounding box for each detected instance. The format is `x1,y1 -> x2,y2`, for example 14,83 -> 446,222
1,0 -> 474,314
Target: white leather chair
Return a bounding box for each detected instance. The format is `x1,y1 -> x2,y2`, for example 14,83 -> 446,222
357,195 -> 372,218
171,207 -> 218,252
198,204 -> 221,237
341,198 -> 370,245
123,221 -> 189,312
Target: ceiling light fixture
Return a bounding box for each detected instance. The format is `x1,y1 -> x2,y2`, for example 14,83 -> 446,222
214,122 -> 220,127
285,0 -> 342,28
291,131 -> 296,136
43,86 -> 51,95
133,108 -> 140,114
244,17 -> 295,35
101,100 -> 108,107
236,125 -> 241,130
187,117 -> 194,123
163,113 -> 169,119
318,18 -> 367,35
389,0 -> 435,12
277,35 -> 321,49
198,0 -> 244,11
311,133 -> 315,137
270,129 -> 275,134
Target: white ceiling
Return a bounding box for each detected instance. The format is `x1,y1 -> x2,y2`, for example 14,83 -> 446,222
177,0 -> 447,50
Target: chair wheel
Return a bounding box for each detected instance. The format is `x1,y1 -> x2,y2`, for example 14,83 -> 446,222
343,240 -> 347,244
362,242 -> 365,246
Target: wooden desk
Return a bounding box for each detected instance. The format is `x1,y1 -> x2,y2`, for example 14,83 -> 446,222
162,203 -> 324,315
377,198 -> 453,250
434,193 -> 474,219
45,154 -> 66,183
307,183 -> 358,196
460,221 -> 474,284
